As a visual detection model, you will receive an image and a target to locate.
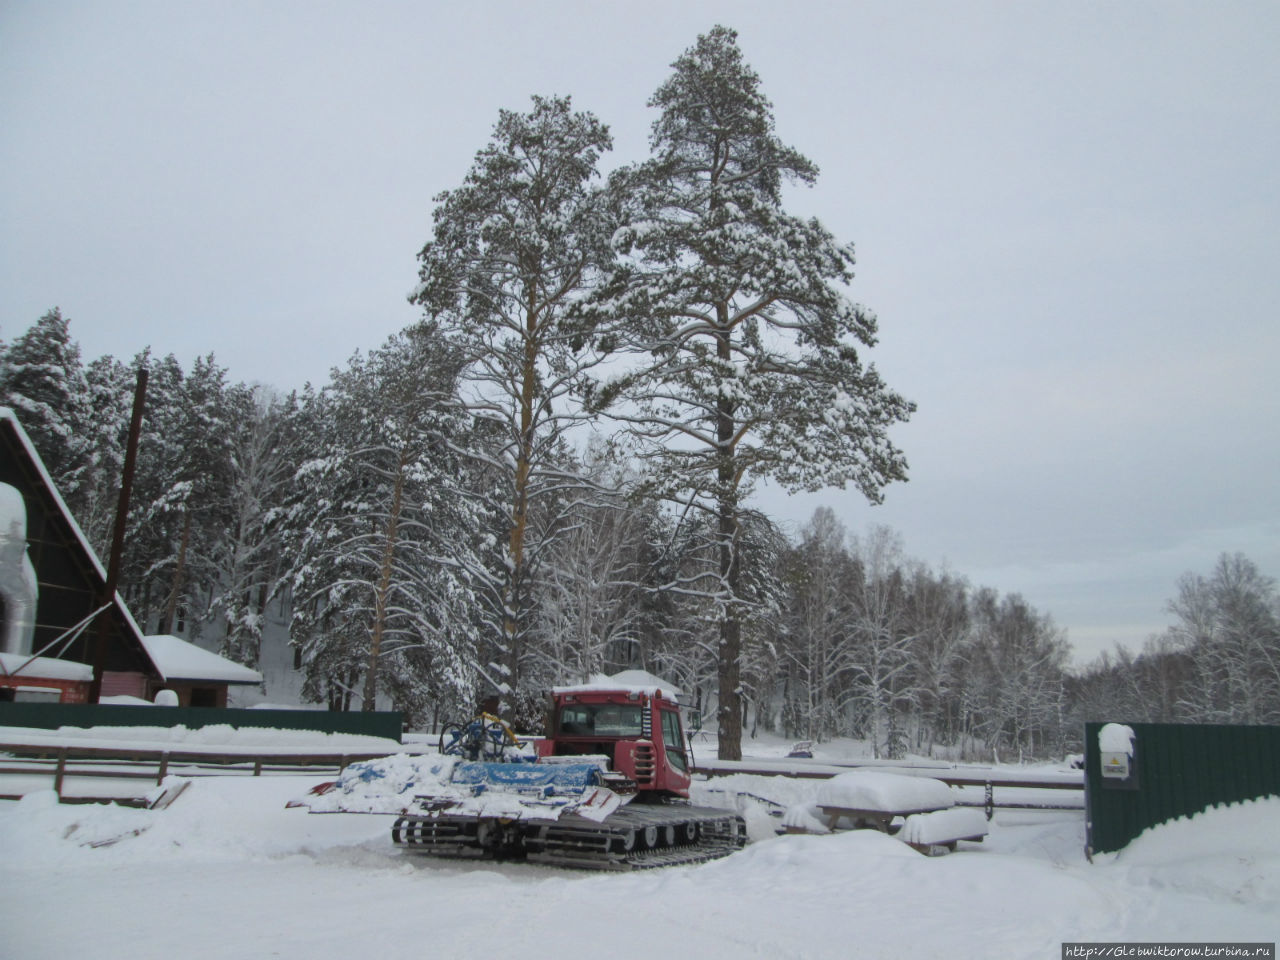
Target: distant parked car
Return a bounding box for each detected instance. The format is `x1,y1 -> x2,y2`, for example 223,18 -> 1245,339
787,740 -> 814,759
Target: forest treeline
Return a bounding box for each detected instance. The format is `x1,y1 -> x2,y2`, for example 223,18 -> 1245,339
5,308 -> 1276,759
4,27 -> 1276,760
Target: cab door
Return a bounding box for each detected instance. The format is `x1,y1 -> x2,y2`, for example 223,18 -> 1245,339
658,708 -> 691,793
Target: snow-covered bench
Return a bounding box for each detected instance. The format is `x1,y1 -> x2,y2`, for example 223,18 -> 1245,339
898,807 -> 988,855
815,770 -> 955,832
798,770 -> 986,852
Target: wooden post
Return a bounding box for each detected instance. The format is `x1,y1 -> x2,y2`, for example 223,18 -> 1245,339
53,747 -> 67,798
89,368 -> 148,703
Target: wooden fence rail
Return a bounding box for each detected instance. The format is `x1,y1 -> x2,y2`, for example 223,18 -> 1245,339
2,741 -> 1084,818
0,740 -> 423,800
692,762 -> 1084,818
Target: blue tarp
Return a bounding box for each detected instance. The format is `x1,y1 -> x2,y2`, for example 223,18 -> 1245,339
450,761 -> 602,797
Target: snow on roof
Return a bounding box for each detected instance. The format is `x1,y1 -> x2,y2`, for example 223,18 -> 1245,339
0,652 -> 93,682
141,635 -> 262,685
553,669 -> 683,699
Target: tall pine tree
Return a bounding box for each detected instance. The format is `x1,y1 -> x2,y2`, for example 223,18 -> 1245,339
0,309 -> 92,504
411,95 -> 616,719
585,27 -> 914,758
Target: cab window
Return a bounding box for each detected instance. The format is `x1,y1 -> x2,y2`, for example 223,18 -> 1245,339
558,702 -> 643,737
660,709 -> 688,773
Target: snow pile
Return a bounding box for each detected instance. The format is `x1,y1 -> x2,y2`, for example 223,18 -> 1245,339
1107,795 -> 1280,907
816,770 -> 955,812
0,777 -> 393,866
2,770 -> 1278,957
0,789 -> 155,855
693,772 -> 823,842
305,753 -> 460,814
780,802 -> 831,834
899,807 -> 988,846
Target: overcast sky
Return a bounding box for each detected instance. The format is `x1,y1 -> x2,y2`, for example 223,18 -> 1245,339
3,1 -> 1277,665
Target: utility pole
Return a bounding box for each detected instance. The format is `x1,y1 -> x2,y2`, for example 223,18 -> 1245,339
88,368 -> 147,703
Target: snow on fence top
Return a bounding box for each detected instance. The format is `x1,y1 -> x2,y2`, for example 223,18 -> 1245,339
1098,723 -> 1136,756
816,770 -> 955,813
0,722 -> 401,755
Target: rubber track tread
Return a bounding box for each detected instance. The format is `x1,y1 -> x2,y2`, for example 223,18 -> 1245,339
393,803 -> 746,871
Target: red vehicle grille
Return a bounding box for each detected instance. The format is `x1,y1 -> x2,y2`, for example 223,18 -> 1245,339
633,742 -> 656,785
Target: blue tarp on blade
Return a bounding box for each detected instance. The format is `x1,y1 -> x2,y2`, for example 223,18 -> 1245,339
450,761 -> 602,797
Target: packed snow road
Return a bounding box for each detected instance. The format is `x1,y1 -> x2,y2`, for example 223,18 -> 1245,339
1,775 -> 1276,959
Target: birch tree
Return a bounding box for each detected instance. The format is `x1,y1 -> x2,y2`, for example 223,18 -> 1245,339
1168,553 -> 1280,724
967,590 -> 1069,761
779,508 -> 858,741
211,386 -> 300,667
529,454 -> 651,684
847,527 -> 917,758
902,565 -> 970,753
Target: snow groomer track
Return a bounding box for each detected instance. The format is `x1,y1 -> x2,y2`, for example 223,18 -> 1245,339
394,802 -> 746,870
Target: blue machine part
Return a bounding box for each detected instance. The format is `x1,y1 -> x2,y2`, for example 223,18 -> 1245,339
351,762 -> 387,784
449,761 -> 603,797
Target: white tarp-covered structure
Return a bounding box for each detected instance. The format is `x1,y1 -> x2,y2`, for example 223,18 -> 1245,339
0,480 -> 37,656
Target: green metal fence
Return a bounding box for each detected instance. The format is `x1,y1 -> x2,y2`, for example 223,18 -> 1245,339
0,702 -> 403,743
1084,721 -> 1280,855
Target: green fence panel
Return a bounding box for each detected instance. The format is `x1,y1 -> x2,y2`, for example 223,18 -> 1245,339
0,702 -> 403,743
1085,721 -> 1280,856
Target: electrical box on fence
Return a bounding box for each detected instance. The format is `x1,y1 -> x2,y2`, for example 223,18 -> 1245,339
1100,751 -> 1131,780
1098,723 -> 1139,790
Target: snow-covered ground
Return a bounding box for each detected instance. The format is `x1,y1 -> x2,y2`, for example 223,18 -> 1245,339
2,757 -> 1276,958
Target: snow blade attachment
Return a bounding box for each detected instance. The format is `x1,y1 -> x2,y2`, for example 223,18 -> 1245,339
393,802 -> 746,870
